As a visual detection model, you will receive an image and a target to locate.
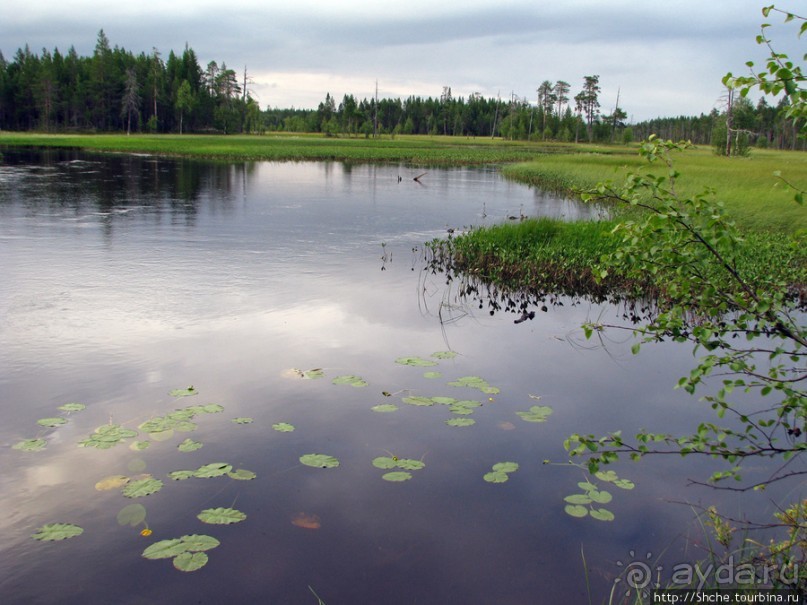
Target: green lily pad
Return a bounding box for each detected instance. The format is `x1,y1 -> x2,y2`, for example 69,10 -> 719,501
57,403 -> 86,412
13,438 -> 47,452
148,429 -> 175,442
198,404 -> 225,414
232,417 -> 253,424
194,463 -> 233,478
588,489 -> 613,504
130,440 -> 151,451
431,396 -> 458,405
402,396 -> 434,407
564,504 -> 589,518
431,351 -> 458,359
117,503 -> 147,527
142,538 -> 188,560
177,438 -> 203,453
272,422 -> 295,432
169,387 -> 197,398
372,456 -> 398,469
32,523 -> 84,542
492,462 -> 519,473
292,368 -> 325,379
300,454 -> 340,469
564,494 -> 593,505
395,459 -> 425,471
122,478 -> 164,498
371,404 -> 398,413
423,371 -> 443,379
578,481 -> 597,492
590,508 -> 616,522
332,375 -> 368,387
173,551 -> 208,572
78,424 -> 138,449
448,376 -> 500,394
227,469 -> 257,481
595,470 -> 618,482
395,356 -> 438,367
483,471 -> 510,483
613,479 -> 636,490
181,534 -> 221,552
516,405 -> 554,423
197,507 -> 247,525
37,417 -> 67,428
382,471 -> 412,482
445,417 -> 475,427
168,470 -> 195,481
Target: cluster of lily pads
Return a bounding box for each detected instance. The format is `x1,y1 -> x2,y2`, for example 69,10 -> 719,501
562,469 -> 635,522
13,402 -> 87,452
483,462 -> 520,483
372,456 -> 426,482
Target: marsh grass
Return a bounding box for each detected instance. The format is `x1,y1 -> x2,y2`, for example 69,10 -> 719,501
503,146 -> 807,233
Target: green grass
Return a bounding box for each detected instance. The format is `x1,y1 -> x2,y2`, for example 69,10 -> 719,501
0,132 -> 572,166
502,145 -> 807,233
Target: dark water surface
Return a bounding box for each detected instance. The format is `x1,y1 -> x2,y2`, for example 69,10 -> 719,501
0,149 -> 789,604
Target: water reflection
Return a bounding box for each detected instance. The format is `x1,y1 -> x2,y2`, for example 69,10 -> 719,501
0,149 -> 794,604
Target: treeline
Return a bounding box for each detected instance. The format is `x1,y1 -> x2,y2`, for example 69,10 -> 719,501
0,31 -> 803,151
0,30 -> 261,134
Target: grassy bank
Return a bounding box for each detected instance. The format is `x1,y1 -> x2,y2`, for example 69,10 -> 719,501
502,145 -> 807,233
0,132 -> 574,165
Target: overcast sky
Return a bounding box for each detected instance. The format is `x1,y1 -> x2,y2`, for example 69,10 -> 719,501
2,0 -> 803,121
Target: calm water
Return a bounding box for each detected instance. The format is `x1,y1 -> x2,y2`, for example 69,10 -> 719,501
0,149 -> 789,604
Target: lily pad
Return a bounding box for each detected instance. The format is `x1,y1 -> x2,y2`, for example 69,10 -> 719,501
13,438 -> 47,452
180,534 -> 221,552
173,551 -> 208,572
588,489 -> 613,504
395,459 -> 426,471
168,470 -> 195,481
272,422 -> 295,432
371,404 -> 398,413
402,396 -> 434,407
290,368 -> 325,380
169,387 -> 197,398
372,456 -> 398,469
483,471 -> 510,483
423,372 -> 443,379
445,417 -> 475,427
57,403 -> 86,412
123,477 -> 164,498
613,479 -> 636,490
395,356 -> 438,367
516,405 -> 554,423
431,396 -> 458,405
32,523 -> 84,542
431,351 -> 458,359
198,404 -> 225,414
300,454 -> 340,469
117,503 -> 147,527
130,440 -> 151,451
227,469 -> 257,481
197,507 -> 247,525
564,494 -> 592,505
142,538 -> 188,560
95,475 -> 130,491
382,471 -> 413,482
332,375 -> 368,387
590,508 -> 616,522
37,417 -> 67,428
194,463 -> 233,478
178,438 -> 203,453
595,470 -> 618,482
78,424 -> 138,449
564,504 -> 589,518
232,417 -> 253,424
492,462 -> 519,473
448,376 -> 500,394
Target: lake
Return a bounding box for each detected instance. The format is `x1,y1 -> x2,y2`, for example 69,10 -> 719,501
0,148 -> 789,603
